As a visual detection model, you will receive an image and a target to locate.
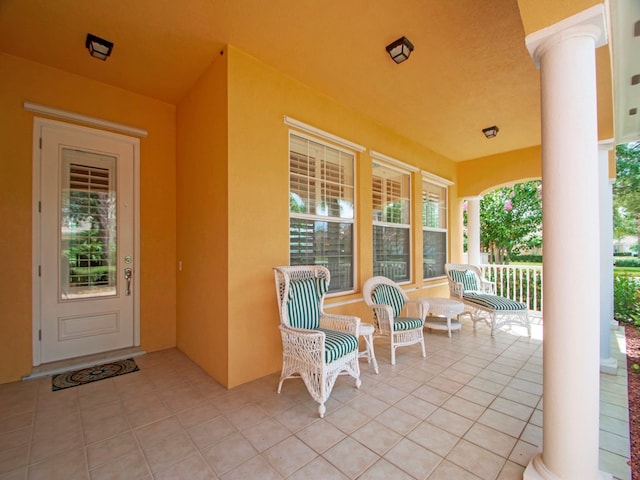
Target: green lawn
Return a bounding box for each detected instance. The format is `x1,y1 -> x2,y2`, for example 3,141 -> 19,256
616,267 -> 640,277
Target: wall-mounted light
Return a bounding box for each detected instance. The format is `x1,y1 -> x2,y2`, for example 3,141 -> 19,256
85,33 -> 113,61
386,36 -> 414,64
482,126 -> 499,138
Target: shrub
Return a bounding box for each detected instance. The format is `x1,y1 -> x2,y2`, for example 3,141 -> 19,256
510,254 -> 543,263
614,274 -> 640,325
614,258 -> 640,268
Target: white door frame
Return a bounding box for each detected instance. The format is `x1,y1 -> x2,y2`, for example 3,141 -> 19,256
31,117 -> 141,366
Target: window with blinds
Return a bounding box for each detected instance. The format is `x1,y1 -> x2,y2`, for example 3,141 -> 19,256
422,180 -> 447,279
60,149 -> 117,298
372,162 -> 410,283
289,133 -> 355,293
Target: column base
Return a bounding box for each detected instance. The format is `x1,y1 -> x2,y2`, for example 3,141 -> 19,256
600,357 -> 618,375
610,320 -> 619,330
524,454 -> 613,480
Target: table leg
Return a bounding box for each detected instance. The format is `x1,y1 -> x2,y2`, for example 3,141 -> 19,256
363,333 -> 379,374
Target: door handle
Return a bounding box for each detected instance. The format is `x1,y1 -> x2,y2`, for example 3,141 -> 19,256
124,268 -> 133,296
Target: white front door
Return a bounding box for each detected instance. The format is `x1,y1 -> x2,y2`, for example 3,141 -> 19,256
34,118 -> 139,364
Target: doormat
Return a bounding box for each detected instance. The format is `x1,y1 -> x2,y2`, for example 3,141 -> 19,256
51,358 -> 139,391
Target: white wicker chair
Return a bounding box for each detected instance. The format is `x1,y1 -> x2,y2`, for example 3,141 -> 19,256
444,263 -> 531,337
273,265 -> 361,417
362,276 -> 428,365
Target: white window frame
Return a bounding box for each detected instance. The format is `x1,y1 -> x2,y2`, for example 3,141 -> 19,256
371,154 -> 413,285
287,123 -> 361,295
421,170 -> 453,280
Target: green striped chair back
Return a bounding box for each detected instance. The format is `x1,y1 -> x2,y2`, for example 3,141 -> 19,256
449,269 -> 478,292
286,277 -> 327,329
371,283 -> 405,318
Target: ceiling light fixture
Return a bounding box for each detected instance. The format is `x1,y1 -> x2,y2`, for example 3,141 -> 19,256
482,126 -> 499,138
85,33 -> 113,61
385,36 -> 414,64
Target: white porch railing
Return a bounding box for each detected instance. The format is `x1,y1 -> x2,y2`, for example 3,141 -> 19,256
480,263 -> 543,316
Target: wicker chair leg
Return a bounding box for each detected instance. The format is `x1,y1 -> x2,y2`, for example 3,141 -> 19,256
319,403 -> 326,418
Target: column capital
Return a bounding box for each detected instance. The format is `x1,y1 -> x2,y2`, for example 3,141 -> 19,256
525,4 -> 608,67
598,138 -> 615,151
463,195 -> 483,201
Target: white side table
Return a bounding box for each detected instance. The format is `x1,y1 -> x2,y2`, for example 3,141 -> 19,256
359,323 -> 379,374
423,297 -> 464,337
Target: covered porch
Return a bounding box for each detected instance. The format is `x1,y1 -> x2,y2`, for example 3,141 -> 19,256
0,317 -> 630,479
0,1 -> 638,479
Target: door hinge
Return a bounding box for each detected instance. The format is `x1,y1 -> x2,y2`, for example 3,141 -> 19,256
38,201 -> 41,213
38,330 -> 41,341
39,137 -> 42,149
38,265 -> 41,277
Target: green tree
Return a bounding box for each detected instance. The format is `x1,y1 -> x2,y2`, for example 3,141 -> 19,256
614,142 -> 640,255
478,181 -> 543,264
614,205 -> 636,247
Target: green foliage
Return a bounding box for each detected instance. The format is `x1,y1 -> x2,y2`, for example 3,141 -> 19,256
479,181 -> 542,263
615,258 -> 640,268
289,193 -> 306,214
614,142 -> 640,255
614,274 -> 640,325
510,254 -> 543,263
69,266 -> 113,286
615,143 -> 640,214
613,205 -> 636,240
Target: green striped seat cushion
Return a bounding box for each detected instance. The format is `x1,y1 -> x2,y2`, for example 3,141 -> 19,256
318,329 -> 358,363
394,317 -> 424,331
449,269 -> 478,292
371,284 -> 405,318
463,292 -> 527,311
286,277 -> 327,329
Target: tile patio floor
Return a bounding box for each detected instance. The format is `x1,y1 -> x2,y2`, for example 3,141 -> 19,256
0,318 -> 631,479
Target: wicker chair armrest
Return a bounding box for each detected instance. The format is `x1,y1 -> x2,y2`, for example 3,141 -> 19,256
479,278 -> 496,294
449,280 -> 464,298
368,304 -> 394,329
405,299 -> 429,322
278,324 -> 324,361
319,313 -> 360,336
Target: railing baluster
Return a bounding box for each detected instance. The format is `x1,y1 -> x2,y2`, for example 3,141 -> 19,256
479,263 -> 543,316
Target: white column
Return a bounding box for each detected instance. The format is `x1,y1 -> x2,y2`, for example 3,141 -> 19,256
600,141 -> 617,374
466,196 -> 482,265
524,5 -> 609,480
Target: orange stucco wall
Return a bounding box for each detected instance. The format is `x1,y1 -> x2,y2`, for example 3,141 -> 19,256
0,53 -> 177,384
516,0 -> 601,35
456,146 -> 542,199
515,1 -> 613,143
224,46 -> 455,387
0,44 -> 553,388
173,45 -> 462,388
176,50 -> 230,386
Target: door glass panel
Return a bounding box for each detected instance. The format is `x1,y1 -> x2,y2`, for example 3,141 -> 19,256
60,148 -> 117,300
